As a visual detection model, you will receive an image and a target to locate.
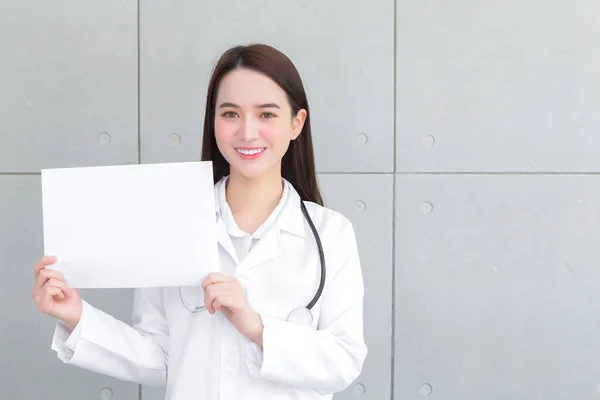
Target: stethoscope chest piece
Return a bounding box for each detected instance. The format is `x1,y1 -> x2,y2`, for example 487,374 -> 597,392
288,307 -> 313,326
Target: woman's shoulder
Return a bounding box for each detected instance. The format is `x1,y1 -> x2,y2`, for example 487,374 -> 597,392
301,200 -> 355,237
301,200 -> 362,278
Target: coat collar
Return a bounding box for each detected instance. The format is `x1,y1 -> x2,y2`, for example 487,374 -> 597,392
275,183 -> 307,238
213,176 -> 307,269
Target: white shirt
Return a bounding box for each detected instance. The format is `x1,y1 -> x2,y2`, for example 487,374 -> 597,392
51,177 -> 367,400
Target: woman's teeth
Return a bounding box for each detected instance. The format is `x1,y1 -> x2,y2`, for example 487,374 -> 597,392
237,148 -> 265,155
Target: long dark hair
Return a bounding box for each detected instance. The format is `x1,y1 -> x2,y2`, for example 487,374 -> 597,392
200,43 -> 323,206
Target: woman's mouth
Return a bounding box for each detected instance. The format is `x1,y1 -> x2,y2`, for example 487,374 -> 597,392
236,147 -> 266,159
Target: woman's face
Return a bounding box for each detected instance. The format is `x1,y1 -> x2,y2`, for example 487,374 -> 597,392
214,68 -> 306,180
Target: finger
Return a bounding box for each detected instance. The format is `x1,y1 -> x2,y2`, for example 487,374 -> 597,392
212,295 -> 236,312
34,256 -> 57,276
204,283 -> 231,314
34,269 -> 52,292
205,282 -> 232,295
44,286 -> 64,303
203,292 -> 212,314
204,282 -> 232,301
201,273 -> 235,291
204,287 -> 214,314
50,287 -> 65,301
44,278 -> 71,296
213,296 -> 225,311
202,273 -> 233,291
48,279 -> 74,301
35,269 -> 67,292
212,297 -> 222,312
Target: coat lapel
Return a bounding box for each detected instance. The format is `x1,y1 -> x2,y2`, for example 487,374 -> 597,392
238,224 -> 282,272
213,178 -> 240,265
215,216 -> 239,265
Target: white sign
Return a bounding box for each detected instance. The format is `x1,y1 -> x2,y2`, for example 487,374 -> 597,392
41,161 -> 218,288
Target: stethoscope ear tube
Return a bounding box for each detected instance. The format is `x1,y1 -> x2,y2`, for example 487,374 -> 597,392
180,285 -> 206,313
300,201 -> 326,310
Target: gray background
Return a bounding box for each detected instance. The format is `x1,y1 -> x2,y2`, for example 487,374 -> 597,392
1,0 -> 599,399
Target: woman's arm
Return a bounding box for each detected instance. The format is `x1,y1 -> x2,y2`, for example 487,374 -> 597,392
52,287 -> 169,386
244,220 -> 368,394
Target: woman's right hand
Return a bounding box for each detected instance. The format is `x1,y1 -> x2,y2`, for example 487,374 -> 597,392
32,256 -> 82,330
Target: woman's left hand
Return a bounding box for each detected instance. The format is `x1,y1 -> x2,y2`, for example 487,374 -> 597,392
202,273 -> 264,346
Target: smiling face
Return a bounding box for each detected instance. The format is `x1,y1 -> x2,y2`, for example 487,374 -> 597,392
214,67 -> 306,181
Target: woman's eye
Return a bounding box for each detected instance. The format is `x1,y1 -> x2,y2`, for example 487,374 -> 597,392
222,111 -> 238,118
261,112 -> 276,118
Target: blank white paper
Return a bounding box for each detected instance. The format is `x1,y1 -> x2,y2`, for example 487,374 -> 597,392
40,161 -> 219,289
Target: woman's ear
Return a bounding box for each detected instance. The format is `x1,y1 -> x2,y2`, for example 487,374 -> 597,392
291,109 -> 307,140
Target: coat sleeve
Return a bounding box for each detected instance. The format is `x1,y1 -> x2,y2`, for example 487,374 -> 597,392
51,287 -> 169,386
244,219 -> 368,394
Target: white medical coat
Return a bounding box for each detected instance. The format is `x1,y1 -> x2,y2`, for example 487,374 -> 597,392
51,177 -> 368,400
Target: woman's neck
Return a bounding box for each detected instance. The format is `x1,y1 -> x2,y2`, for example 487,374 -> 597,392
225,169 -> 284,234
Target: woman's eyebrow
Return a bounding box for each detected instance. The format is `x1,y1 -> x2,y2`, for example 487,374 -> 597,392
218,102 -> 280,109
255,103 -> 280,109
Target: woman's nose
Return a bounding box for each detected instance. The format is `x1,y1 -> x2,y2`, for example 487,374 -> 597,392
239,117 -> 260,140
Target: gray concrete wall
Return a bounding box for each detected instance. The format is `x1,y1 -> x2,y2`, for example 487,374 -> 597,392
2,1 -> 599,399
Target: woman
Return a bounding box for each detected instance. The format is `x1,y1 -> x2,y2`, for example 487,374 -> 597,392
32,43 -> 367,400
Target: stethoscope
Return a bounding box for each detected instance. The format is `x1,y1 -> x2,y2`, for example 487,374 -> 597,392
179,200 -> 326,327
